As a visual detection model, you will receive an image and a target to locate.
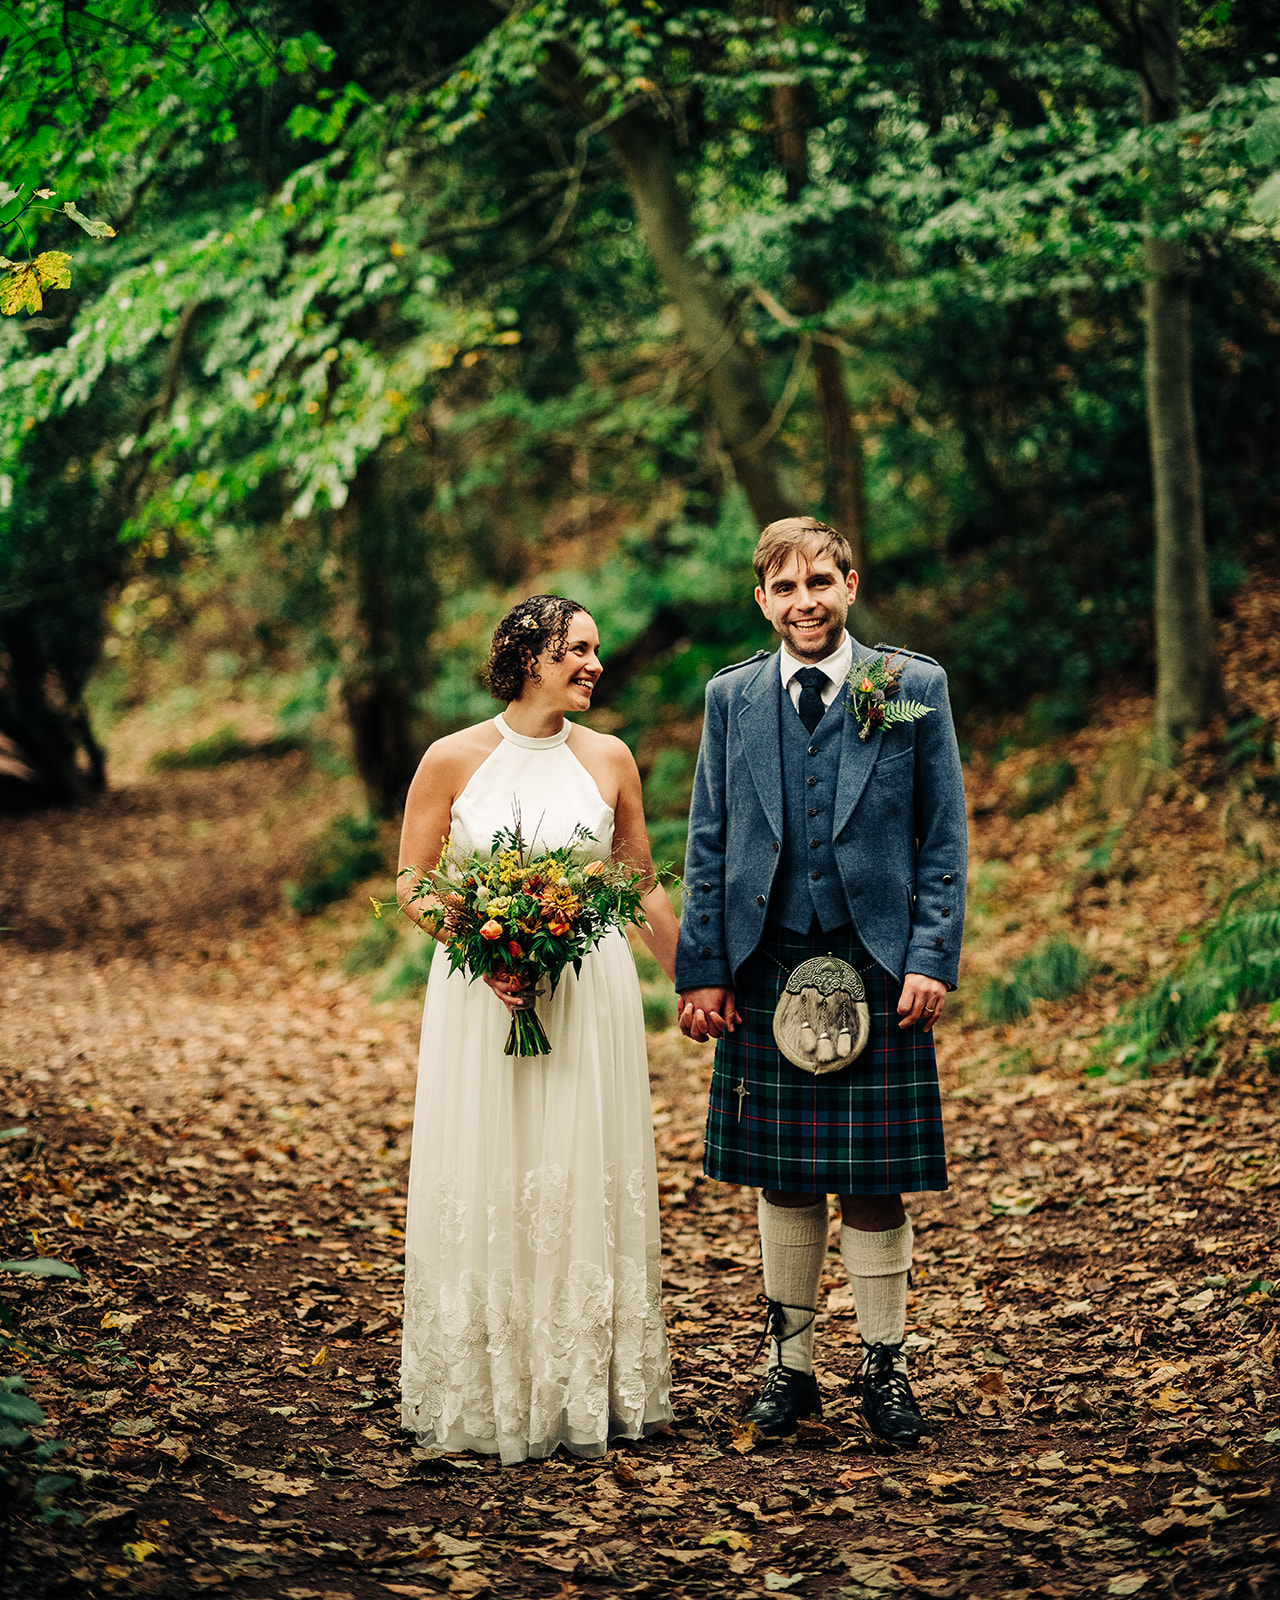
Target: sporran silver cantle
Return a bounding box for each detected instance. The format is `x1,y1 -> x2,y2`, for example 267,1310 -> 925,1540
772,955 -> 871,1075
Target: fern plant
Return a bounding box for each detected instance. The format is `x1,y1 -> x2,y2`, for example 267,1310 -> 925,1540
1101,873 -> 1280,1075
980,937 -> 1094,1025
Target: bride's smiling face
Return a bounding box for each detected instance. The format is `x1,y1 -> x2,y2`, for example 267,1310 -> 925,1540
524,610 -> 602,712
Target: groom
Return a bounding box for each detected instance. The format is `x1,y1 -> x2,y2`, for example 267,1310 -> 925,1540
675,516 -> 966,1445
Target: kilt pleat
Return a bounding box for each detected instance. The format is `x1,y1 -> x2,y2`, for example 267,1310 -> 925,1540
704,924 -> 948,1195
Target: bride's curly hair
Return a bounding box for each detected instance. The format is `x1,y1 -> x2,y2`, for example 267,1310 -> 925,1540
483,594 -> 590,703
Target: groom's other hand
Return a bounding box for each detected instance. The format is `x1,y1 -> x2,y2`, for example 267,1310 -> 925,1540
679,988 -> 737,1041
898,973 -> 947,1032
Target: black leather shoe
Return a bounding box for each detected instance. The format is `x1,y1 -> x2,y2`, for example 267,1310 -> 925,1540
856,1341 -> 924,1445
744,1365 -> 822,1437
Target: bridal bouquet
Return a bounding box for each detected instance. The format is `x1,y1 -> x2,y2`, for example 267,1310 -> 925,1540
401,819 -> 652,1057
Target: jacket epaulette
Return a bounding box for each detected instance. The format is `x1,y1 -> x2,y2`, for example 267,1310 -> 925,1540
870,643 -> 941,669
710,650 -> 769,680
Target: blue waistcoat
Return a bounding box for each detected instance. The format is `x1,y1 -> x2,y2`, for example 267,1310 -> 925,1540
769,673 -> 853,934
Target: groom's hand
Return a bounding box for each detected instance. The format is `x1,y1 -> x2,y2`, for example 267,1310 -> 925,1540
898,973 -> 947,1031
679,988 -> 737,1042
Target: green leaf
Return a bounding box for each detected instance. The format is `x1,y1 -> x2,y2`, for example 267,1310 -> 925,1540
32,1473 -> 77,1503
34,1438 -> 73,1463
1244,112 -> 1280,166
0,1421 -> 32,1449
60,201 -> 116,239
0,1126 -> 28,1139
0,1389 -> 45,1424
0,1258 -> 82,1280
1250,170 -> 1280,223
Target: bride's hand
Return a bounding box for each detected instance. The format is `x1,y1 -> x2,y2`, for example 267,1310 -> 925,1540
483,972 -> 530,1013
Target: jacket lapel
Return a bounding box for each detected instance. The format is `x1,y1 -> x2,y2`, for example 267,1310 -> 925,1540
833,634 -> 883,840
736,654 -> 784,843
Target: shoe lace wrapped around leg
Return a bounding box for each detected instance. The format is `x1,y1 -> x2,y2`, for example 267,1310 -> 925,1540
751,1294 -> 816,1368
858,1339 -> 912,1405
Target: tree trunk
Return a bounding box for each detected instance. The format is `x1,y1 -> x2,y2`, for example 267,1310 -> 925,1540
767,6 -> 871,587
526,30 -> 803,533
600,108 -> 802,528
1135,0 -> 1223,749
338,457 -> 435,816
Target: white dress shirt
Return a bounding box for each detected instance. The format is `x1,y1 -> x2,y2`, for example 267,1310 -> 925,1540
778,631 -> 854,715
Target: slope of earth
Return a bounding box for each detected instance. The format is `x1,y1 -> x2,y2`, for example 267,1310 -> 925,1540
1,576 -> 1278,1600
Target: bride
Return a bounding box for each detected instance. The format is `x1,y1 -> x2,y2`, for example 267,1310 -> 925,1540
396,594 -> 679,1463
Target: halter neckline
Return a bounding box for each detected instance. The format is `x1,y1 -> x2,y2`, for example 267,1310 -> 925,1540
494,713 -> 572,750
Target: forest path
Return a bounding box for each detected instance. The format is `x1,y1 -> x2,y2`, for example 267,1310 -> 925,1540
1,741 -> 1278,1600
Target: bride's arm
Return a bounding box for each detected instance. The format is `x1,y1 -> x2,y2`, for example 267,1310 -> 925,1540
610,744 -> 679,984
397,743 -> 460,938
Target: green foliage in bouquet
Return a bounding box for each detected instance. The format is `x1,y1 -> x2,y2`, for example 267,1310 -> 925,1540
402,818 -> 653,1057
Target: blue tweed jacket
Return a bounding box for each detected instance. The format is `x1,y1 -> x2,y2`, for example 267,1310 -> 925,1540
674,637 -> 967,993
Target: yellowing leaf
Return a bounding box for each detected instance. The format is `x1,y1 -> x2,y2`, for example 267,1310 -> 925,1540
1,265 -> 41,316
1208,1449 -> 1247,1472
701,1530 -> 753,1551
123,1540 -> 160,1563
101,1310 -> 144,1331
61,200 -> 116,238
33,251 -> 71,290
1148,1386 -> 1192,1415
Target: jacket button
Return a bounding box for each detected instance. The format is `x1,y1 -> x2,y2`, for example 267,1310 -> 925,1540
810,839 -> 820,849
772,841 -> 780,852
941,907 -> 951,917
700,882 -> 710,892
807,776 -> 817,787
811,870 -> 821,881
700,913 -> 709,924
701,946 -> 711,957
942,874 -> 953,885
808,745 -> 818,756
935,937 -> 944,947
756,894 -> 766,906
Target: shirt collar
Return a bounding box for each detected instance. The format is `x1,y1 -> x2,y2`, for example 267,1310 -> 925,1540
778,630 -> 853,689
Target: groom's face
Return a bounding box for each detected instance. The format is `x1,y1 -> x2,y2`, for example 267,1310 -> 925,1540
755,550 -> 858,662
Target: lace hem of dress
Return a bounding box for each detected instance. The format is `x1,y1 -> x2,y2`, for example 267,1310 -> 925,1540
400,1252 -> 672,1466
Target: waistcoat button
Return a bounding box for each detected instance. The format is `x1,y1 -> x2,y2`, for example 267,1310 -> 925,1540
807,776 -> 817,787
756,894 -> 766,906
808,745 -> 818,756
810,870 -> 821,881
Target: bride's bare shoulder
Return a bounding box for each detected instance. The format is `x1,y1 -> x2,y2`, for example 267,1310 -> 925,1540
410,720 -> 501,793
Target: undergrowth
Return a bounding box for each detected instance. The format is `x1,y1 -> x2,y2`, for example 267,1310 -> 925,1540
980,937 -> 1094,1024
285,815 -> 386,916
1100,873 -> 1280,1077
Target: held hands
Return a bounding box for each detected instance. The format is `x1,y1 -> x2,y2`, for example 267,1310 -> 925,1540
678,988 -> 738,1042
899,972 -> 947,1031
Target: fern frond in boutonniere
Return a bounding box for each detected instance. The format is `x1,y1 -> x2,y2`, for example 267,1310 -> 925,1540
846,653 -> 934,742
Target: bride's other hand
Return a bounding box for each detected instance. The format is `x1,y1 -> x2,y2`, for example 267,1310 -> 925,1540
484,972 -> 529,1012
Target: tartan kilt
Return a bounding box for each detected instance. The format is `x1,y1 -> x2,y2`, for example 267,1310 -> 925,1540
704,923 -> 948,1196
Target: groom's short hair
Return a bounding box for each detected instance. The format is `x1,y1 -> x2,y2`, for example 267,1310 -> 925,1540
753,516 -> 855,586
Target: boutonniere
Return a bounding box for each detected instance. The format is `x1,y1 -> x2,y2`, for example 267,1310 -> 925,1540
846,653 -> 934,742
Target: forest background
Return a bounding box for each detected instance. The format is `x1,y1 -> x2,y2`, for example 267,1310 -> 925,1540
3,3 -> 1280,1596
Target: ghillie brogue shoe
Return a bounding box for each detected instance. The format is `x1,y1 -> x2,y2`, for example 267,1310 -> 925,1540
856,1339 -> 924,1445
743,1297 -> 822,1437
744,1364 -> 823,1437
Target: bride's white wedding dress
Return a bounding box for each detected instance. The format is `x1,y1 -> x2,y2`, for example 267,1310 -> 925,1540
399,714 -> 673,1463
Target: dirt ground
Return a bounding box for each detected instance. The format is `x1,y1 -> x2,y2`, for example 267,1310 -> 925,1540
2,605 -> 1279,1599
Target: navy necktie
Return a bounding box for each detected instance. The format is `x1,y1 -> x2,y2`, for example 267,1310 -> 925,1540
794,667 -> 829,734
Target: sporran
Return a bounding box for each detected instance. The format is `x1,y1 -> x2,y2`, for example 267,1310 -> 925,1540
771,954 -> 871,1076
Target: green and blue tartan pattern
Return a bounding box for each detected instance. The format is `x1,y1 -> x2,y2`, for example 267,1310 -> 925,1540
704,924 -> 948,1195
